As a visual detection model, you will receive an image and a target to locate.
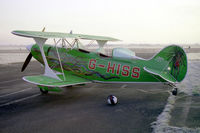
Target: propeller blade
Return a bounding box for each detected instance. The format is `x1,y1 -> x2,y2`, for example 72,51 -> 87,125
21,52 -> 32,72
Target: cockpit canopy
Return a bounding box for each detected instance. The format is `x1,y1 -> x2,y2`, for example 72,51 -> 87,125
112,48 -> 135,58
112,48 -> 144,60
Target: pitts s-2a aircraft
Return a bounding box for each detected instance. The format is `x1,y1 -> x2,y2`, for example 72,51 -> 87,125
12,30 -> 187,95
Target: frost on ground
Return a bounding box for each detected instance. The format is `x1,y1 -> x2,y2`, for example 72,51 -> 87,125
151,61 -> 200,133
151,94 -> 200,133
178,61 -> 200,96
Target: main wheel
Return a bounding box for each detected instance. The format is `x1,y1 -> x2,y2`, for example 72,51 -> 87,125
78,84 -> 86,86
40,88 -> 48,94
67,85 -> 73,88
172,88 -> 178,96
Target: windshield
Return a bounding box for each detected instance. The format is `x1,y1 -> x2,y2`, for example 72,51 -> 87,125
112,48 -> 135,58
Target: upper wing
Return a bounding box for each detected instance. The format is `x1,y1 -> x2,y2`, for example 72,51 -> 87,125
12,30 -> 120,41
23,73 -> 91,87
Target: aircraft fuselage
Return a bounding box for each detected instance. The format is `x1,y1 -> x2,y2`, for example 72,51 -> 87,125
30,44 -> 165,83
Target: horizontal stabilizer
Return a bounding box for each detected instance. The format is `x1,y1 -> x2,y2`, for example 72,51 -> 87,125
23,74 -> 91,87
144,67 -> 177,83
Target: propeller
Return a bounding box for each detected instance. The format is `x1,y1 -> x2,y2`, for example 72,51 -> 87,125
21,52 -> 33,72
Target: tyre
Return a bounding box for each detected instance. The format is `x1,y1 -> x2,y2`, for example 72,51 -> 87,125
172,88 -> 178,96
40,88 -> 48,94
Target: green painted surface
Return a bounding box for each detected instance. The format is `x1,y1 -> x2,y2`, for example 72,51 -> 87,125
145,67 -> 177,83
37,85 -> 61,92
30,44 -> 187,84
12,30 -> 119,41
24,72 -> 91,87
145,45 -> 187,82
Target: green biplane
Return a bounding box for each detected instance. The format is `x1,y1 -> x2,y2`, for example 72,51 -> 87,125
12,30 -> 187,95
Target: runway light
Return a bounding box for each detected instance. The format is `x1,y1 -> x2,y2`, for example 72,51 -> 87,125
107,95 -> 118,105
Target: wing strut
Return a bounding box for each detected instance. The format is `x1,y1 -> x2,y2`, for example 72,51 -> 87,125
96,40 -> 107,54
54,39 -> 66,81
34,37 -> 60,80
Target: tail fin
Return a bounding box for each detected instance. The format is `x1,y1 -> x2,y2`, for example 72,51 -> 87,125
144,45 -> 187,83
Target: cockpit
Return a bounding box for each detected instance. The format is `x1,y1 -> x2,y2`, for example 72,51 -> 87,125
55,37 -> 144,60
112,48 -> 135,58
72,40 -> 144,59
112,48 -> 144,60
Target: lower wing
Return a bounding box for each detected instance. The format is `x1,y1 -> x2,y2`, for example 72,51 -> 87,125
23,74 -> 91,87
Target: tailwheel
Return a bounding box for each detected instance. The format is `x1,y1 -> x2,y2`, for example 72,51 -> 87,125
166,83 -> 178,96
40,88 -> 49,94
172,87 -> 178,96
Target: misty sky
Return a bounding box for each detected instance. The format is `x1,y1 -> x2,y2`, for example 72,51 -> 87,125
0,0 -> 200,45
